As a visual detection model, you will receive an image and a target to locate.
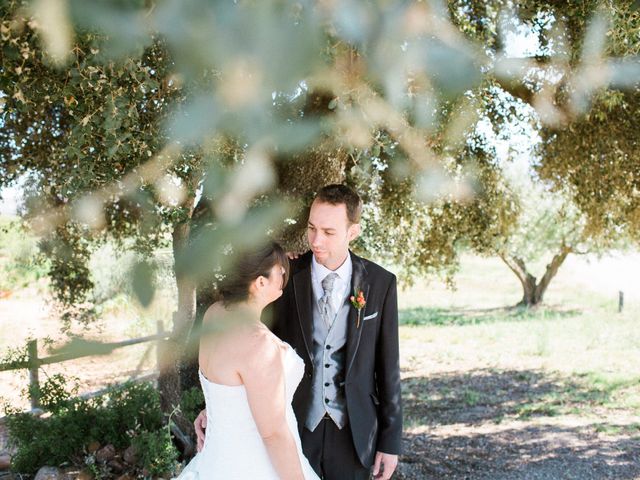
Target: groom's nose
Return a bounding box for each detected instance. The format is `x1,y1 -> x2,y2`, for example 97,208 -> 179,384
309,231 -> 320,246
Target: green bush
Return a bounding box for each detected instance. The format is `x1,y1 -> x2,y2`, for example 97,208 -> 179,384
32,374 -> 77,414
131,428 -> 178,477
90,381 -> 164,449
7,400 -> 99,473
180,386 -> 205,425
5,379 -> 174,475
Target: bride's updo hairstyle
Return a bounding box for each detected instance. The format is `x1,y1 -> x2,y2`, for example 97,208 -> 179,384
218,242 -> 290,306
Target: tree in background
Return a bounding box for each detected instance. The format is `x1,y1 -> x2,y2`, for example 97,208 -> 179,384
444,0 -> 640,306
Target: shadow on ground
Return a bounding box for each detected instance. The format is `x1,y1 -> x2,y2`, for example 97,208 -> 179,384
402,369 -> 640,426
396,370 -> 640,479
397,423 -> 640,480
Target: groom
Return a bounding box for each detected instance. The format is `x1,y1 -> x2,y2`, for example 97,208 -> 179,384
196,184 -> 402,479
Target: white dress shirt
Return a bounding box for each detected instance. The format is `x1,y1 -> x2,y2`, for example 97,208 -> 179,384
311,254 -> 353,314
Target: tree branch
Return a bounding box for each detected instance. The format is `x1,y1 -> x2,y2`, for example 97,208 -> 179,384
499,253 -> 535,288
535,245 -> 572,299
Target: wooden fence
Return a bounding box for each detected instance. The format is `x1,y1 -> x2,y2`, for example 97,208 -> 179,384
0,321 -> 170,410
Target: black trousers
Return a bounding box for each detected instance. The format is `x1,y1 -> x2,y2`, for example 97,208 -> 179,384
301,417 -> 371,480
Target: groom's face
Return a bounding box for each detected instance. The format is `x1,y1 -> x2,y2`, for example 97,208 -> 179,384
307,199 -> 360,268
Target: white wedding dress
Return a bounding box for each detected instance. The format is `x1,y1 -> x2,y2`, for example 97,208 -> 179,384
176,344 -> 320,479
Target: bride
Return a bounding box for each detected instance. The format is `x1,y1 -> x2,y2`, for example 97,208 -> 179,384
176,242 -> 319,480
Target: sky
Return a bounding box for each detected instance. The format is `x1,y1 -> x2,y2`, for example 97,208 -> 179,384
0,183 -> 21,216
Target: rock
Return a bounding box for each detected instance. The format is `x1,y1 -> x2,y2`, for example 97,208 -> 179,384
123,445 -> 137,465
95,444 -> 116,463
34,466 -> 62,480
76,469 -> 94,480
0,454 -> 11,470
60,467 -> 84,480
107,459 -> 125,473
115,474 -> 135,480
62,470 -> 93,480
87,441 -> 101,454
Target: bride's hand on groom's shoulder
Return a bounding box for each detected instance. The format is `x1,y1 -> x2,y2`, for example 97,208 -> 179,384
194,409 -> 207,452
286,251 -> 301,260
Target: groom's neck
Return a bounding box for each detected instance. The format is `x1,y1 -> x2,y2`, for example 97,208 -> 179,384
315,251 -> 349,271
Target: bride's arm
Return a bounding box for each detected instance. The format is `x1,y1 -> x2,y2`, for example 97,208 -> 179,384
239,330 -> 305,480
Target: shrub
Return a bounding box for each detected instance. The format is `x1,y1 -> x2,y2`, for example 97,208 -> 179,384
5,379 -> 174,475
180,386 -> 205,425
131,428 -> 178,477
7,400 -> 98,473
90,381 -> 163,449
33,373 -> 77,414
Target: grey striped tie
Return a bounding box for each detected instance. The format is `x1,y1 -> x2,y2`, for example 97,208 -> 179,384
320,273 -> 339,328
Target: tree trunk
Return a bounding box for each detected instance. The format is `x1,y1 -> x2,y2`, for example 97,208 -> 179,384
178,196 -> 219,393
499,246 -> 572,307
157,188 -> 198,456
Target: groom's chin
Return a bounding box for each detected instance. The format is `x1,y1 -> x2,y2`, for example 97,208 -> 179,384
312,250 -> 325,260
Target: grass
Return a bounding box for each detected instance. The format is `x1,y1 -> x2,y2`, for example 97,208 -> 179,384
515,373 -> 640,419
399,305 -> 580,327
402,367 -> 640,428
594,423 -> 640,435
461,389 -> 482,407
398,254 -> 640,434
517,402 -> 562,418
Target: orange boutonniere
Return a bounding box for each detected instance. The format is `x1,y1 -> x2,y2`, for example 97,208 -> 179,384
350,288 -> 366,328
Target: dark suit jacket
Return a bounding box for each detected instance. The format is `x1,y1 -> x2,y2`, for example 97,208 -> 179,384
270,250 -> 402,467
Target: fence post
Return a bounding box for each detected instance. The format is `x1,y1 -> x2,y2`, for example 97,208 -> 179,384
619,291 -> 624,313
27,339 -> 40,409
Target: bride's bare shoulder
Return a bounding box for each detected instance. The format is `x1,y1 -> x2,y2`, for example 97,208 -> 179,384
203,301 -> 225,323
245,322 -> 276,345
239,323 -> 284,361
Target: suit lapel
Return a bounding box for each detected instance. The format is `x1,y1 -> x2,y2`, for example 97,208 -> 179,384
346,251 -> 368,376
293,253 -> 314,360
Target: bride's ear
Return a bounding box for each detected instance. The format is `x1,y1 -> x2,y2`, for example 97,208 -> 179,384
250,275 -> 267,294
248,276 -> 261,297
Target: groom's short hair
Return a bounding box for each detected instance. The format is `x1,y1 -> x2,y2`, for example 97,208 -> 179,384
315,184 -> 362,224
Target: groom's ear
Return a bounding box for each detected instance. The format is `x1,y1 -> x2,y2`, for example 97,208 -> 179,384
347,223 -> 361,242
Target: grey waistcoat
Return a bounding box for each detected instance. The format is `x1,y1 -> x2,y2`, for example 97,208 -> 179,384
304,296 -> 350,431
